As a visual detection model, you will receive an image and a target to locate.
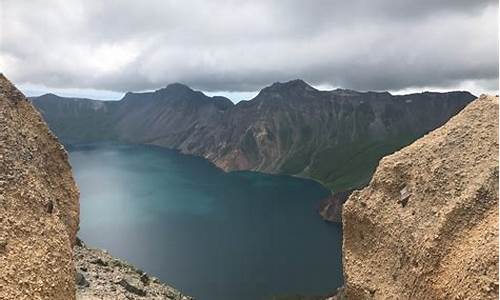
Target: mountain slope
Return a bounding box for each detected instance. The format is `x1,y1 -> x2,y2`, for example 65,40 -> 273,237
113,83 -> 233,146
31,80 -> 475,190
343,95 -> 499,299
32,93 -> 119,143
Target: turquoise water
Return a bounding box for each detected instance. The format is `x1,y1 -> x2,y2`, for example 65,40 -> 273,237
69,144 -> 343,300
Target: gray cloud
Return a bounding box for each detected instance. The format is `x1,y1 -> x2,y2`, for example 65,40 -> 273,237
0,0 -> 498,94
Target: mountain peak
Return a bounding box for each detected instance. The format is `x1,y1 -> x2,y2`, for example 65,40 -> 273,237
267,79 -> 314,91
38,93 -> 62,99
159,83 -> 196,95
165,82 -> 192,90
259,79 -> 318,98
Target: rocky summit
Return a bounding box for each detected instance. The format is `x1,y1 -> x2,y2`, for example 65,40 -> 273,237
31,80 -> 475,191
343,95 -> 499,299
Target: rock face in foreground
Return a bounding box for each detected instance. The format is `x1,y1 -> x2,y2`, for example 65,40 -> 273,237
343,95 -> 499,299
0,74 -> 192,300
0,74 -> 80,299
74,239 -> 193,300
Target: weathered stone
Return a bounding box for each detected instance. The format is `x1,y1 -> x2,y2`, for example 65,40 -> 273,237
140,272 -> 150,286
91,258 -> 108,266
343,95 -> 499,299
75,272 -> 89,287
0,73 -> 79,300
119,277 -> 146,296
0,238 -> 7,253
74,241 -> 193,299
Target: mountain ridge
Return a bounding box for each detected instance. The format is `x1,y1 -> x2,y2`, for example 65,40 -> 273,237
30,80 -> 476,191
33,79 -> 474,103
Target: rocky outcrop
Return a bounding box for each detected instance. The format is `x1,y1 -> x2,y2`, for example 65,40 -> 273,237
1,74 -> 191,300
0,74 -> 80,299
31,80 -> 475,191
318,190 -> 355,223
74,239 -> 193,300
343,95 -> 499,299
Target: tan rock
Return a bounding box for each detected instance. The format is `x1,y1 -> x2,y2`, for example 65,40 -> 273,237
0,74 -> 79,300
343,95 -> 499,299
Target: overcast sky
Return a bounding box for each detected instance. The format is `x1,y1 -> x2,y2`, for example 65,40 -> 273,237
1,0 -> 498,101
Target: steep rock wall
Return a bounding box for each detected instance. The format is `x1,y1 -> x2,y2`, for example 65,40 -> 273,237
343,95 -> 499,299
0,74 -> 80,300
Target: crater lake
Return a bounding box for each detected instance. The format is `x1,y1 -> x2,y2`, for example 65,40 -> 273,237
69,143 -> 343,300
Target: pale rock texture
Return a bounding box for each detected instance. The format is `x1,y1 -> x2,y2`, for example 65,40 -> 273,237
0,73 -> 80,300
343,95 -> 499,299
74,239 -> 193,300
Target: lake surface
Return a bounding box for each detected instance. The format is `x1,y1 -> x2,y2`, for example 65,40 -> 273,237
69,143 -> 343,300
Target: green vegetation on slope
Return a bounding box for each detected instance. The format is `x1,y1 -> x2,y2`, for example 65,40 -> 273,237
307,135 -> 420,191
46,115 -> 117,143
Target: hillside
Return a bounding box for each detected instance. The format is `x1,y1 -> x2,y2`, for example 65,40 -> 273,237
31,80 -> 475,191
343,95 -> 499,299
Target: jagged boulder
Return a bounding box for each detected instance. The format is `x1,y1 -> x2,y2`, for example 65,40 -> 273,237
343,95 -> 499,299
0,74 -> 80,299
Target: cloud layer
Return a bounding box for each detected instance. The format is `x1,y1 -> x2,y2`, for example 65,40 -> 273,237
1,0 -> 498,94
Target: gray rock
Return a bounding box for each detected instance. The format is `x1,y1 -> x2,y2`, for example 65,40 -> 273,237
0,238 -> 7,253
91,257 -> 108,266
118,277 -> 146,296
140,273 -> 150,286
76,272 -> 89,287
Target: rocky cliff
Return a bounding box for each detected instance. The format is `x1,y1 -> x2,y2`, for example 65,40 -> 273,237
31,80 -> 475,191
343,95 -> 499,299
0,74 -> 79,299
0,74 -> 191,300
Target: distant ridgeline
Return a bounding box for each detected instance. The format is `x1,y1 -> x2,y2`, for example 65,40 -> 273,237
31,80 -> 475,191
